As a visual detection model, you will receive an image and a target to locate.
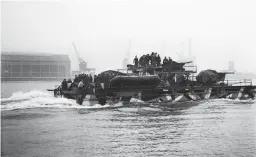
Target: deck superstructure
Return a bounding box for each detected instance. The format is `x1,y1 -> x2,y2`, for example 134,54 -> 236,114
47,56 -> 256,105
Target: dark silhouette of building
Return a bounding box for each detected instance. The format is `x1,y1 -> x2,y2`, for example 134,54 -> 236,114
1,51 -> 71,81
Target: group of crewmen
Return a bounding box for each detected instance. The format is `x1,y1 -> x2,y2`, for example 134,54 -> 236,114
133,52 -> 175,67
94,73 -> 106,83
61,72 -> 112,91
61,74 -> 93,91
60,52 -> 180,91
61,79 -> 73,91
74,74 -> 93,84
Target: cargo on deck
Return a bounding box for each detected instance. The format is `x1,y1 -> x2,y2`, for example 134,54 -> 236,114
47,52 -> 256,105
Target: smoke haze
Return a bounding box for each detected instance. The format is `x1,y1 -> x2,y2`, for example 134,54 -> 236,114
1,0 -> 256,73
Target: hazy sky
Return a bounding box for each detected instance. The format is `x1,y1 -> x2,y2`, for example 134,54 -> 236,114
1,0 -> 256,73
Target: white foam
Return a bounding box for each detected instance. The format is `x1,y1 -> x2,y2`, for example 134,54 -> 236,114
213,98 -> 256,103
199,98 -> 256,106
130,98 -> 144,103
1,90 -> 123,111
1,90 -> 52,102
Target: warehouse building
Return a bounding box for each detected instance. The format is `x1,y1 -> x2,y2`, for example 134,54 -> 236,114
1,51 -> 71,81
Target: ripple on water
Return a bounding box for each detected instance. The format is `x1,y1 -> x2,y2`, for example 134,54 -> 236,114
1,98 -> 256,157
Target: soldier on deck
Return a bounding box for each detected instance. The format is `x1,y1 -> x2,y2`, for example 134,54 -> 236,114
67,79 -> 72,90
142,55 -> 146,67
145,54 -> 150,67
89,74 -> 93,83
76,81 -> 87,105
133,56 -> 139,68
150,52 -> 154,64
168,57 -> 173,65
156,54 -> 161,66
61,79 -> 67,90
139,55 -> 144,67
94,75 -> 97,83
163,57 -> 168,66
150,52 -> 156,67
74,75 -> 79,83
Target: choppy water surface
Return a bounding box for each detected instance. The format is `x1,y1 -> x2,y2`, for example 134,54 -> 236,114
1,81 -> 256,157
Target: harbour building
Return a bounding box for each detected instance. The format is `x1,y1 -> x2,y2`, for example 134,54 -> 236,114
1,52 -> 71,81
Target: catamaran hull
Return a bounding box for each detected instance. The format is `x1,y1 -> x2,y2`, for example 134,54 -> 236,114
48,83 -> 256,105
94,83 -> 256,105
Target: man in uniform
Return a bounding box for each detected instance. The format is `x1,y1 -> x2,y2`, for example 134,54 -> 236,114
156,54 -> 161,66
74,75 -> 79,83
133,56 -> 139,68
145,54 -> 150,67
61,79 -> 67,90
67,79 -> 72,90
150,52 -> 156,67
76,81 -> 87,105
163,57 -> 168,66
139,55 -> 144,67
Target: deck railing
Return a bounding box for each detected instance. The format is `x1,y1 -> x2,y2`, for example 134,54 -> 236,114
222,79 -> 252,86
118,65 -> 197,75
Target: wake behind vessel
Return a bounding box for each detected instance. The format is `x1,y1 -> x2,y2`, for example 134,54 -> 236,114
47,53 -> 256,105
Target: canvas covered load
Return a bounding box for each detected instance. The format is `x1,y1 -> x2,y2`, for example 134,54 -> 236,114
196,69 -> 220,85
110,75 -> 161,88
99,70 -> 128,77
95,70 -> 128,85
96,70 -> 127,80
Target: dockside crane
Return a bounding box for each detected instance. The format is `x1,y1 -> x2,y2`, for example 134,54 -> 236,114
73,42 -> 84,63
72,42 -> 87,72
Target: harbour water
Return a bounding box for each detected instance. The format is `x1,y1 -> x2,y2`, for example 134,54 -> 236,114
1,81 -> 256,157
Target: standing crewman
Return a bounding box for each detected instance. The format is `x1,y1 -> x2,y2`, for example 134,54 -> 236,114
151,52 -> 157,67
156,54 -> 161,66
133,56 -> 139,68
67,79 -> 72,90
94,75 -> 97,83
139,55 -> 144,67
150,52 -> 154,65
74,75 -> 79,83
145,54 -> 150,67
89,74 -> 93,83
60,79 -> 67,98
76,81 -> 87,105
163,57 -> 168,66
168,57 -> 173,65
61,79 -> 67,90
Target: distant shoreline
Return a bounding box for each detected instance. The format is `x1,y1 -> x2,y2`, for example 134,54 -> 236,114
1,77 -> 64,82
